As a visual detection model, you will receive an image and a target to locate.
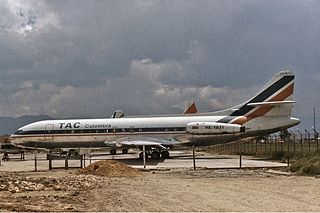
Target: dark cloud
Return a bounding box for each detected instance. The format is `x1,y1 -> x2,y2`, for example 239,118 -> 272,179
0,0 -> 319,129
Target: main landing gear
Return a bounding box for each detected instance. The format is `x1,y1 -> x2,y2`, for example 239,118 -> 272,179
109,147 -> 170,160
139,149 -> 170,160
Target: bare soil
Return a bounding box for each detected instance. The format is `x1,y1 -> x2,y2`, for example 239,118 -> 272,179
77,160 -> 141,177
0,162 -> 320,212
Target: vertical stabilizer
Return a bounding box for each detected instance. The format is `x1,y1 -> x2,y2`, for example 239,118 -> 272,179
184,101 -> 198,114
217,70 -> 295,124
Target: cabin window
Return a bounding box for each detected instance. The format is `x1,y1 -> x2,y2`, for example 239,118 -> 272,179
14,130 -> 24,135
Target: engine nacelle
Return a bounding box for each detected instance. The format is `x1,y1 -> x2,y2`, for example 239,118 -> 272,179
186,122 -> 244,135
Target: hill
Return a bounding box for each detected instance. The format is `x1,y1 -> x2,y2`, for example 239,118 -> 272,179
0,115 -> 53,135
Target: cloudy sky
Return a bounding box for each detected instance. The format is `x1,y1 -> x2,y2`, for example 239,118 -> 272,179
0,0 -> 319,129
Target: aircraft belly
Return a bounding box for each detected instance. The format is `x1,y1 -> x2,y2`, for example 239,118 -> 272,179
181,134 -> 243,146
11,135 -> 114,148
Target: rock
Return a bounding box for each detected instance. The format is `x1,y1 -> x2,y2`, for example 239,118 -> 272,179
65,206 -> 74,210
35,183 -> 45,191
10,186 -> 20,193
71,191 -> 80,196
25,186 -> 33,191
22,181 -> 28,185
53,184 -> 64,191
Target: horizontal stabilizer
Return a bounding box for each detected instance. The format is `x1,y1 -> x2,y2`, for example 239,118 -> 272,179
247,100 -> 295,107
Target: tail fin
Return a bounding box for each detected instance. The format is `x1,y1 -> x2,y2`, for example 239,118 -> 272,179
184,101 -> 198,114
216,70 -> 295,124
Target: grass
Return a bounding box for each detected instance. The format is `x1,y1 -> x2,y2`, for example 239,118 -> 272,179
289,150 -> 320,175
208,141 -> 320,175
0,135 -> 9,143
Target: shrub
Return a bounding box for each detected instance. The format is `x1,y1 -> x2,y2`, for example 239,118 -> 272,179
290,151 -> 320,175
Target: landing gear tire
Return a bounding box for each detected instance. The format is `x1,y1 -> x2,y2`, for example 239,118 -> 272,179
161,150 -> 170,159
2,157 -> 9,161
151,151 -> 160,159
122,149 -> 128,154
110,149 -> 116,155
2,153 -> 9,161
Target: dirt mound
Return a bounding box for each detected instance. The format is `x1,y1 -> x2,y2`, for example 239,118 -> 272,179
78,160 -> 141,177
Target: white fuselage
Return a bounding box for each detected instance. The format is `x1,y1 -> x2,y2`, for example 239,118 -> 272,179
9,114 -> 299,148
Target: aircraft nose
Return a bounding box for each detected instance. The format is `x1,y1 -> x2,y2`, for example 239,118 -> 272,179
9,134 -> 16,142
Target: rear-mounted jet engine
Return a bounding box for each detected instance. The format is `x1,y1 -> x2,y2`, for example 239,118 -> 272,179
186,122 -> 245,135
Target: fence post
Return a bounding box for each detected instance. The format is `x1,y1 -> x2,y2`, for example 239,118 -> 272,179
193,145 -> 196,170
290,131 -> 296,153
316,132 -> 319,151
297,129 -> 303,152
312,128 -> 318,151
251,139 -> 254,154
143,145 -> 146,169
34,146 -> 37,172
273,134 -> 277,151
305,129 -> 311,152
48,149 -> 52,170
65,156 -> 68,170
239,140 -> 242,168
264,140 -> 267,153
269,135 -> 272,153
287,133 -> 290,154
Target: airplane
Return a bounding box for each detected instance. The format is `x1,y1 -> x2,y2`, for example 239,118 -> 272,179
9,70 -> 300,159
183,101 -> 197,114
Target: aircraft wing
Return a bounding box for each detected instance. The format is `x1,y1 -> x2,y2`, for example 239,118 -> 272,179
1,143 -> 39,151
105,136 -> 179,149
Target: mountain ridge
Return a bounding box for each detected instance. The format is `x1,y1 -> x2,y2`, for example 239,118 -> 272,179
0,115 -> 53,135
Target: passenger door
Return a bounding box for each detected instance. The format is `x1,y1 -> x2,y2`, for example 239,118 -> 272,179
44,124 -> 54,141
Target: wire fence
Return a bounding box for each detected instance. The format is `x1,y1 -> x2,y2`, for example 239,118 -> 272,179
210,130 -> 319,156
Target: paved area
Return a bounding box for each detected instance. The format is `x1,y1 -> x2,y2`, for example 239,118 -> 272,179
0,150 -> 287,172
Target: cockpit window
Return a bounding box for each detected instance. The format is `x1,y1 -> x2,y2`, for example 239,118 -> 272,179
14,130 -> 24,135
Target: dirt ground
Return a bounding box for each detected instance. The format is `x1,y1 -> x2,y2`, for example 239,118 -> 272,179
1,164 -> 320,212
